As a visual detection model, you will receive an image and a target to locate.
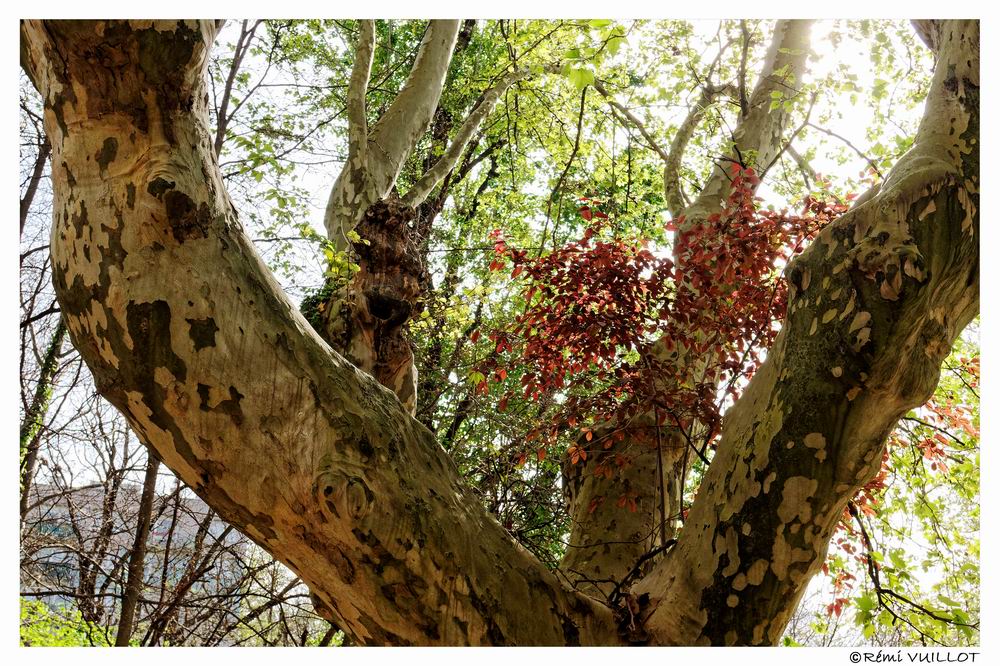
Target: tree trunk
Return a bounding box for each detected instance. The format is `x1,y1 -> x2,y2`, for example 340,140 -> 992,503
21,18 -> 977,645
559,419 -> 685,599
19,319 -> 66,519
319,198 -> 424,414
631,19 -> 978,645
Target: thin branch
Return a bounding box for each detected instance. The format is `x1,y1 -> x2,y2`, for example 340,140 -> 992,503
540,85 -> 587,255
403,66 -> 539,207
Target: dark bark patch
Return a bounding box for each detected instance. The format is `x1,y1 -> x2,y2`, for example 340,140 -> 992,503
95,137 -> 118,173
466,585 -> 507,644
163,190 -> 211,243
129,99 -> 150,134
69,201 -> 87,239
102,217 -> 128,269
126,182 -> 136,209
196,383 -> 244,426
345,477 -> 374,520
62,161 -> 76,188
357,433 -> 375,462
561,615 -> 581,646
185,316 -> 218,350
126,300 -> 187,383
147,177 -> 175,199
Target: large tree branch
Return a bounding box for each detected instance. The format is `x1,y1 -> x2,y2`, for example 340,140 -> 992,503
633,19 -> 978,645
683,19 -> 812,223
22,18 -> 620,646
661,84 -> 732,218
324,20 -> 460,249
346,20 -> 375,165
367,20 -> 461,177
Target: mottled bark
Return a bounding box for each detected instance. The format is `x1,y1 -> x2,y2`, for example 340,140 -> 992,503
22,19 -> 617,646
560,420 -> 685,599
319,198 -> 425,414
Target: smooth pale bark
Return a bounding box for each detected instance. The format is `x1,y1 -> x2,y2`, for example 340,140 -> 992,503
22,18 -> 977,646
632,19 -> 978,645
21,19 -> 617,646
559,19 -> 814,600
402,67 -> 534,208
661,84 -> 730,217
680,20 -> 812,225
560,418 -> 684,599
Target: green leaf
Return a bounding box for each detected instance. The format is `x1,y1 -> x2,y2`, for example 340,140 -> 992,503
588,19 -> 613,29
567,67 -> 595,90
606,36 -> 625,57
937,594 -> 961,608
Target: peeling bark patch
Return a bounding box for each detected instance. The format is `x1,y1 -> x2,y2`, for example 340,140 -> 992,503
186,316 -> 218,350
803,433 -> 825,450
776,476 -> 818,525
126,301 -> 187,383
561,616 -> 581,646
196,383 -> 245,426
95,137 -> 118,173
147,177 -> 176,199
163,190 -> 211,243
71,200 -> 88,239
